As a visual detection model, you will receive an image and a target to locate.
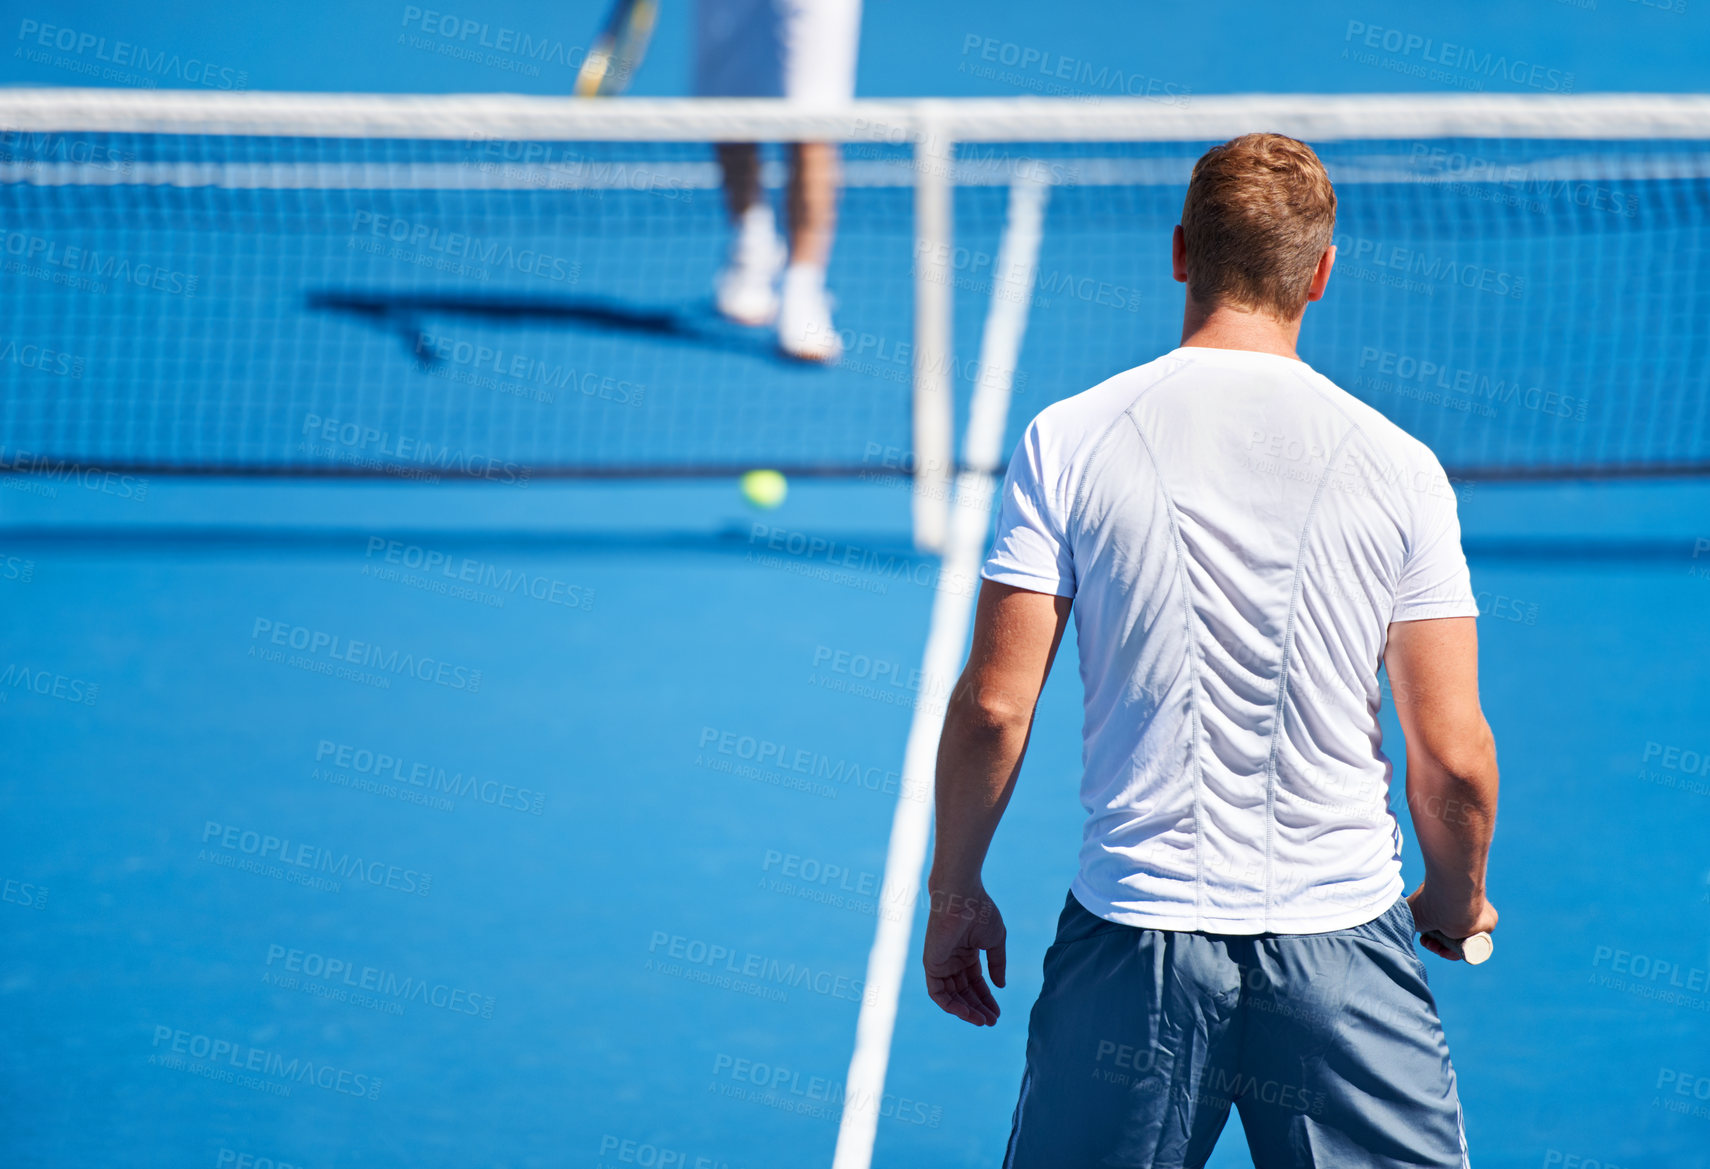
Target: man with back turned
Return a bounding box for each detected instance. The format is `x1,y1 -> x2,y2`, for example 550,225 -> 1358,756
924,133 -> 1499,1168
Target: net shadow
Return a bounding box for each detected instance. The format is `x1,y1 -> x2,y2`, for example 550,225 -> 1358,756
0,522 -> 930,564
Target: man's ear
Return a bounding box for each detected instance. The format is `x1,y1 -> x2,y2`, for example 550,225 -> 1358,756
1305,244 -> 1336,303
1171,225 -> 1188,285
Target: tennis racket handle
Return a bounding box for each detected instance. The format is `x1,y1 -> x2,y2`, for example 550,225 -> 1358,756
1423,929 -> 1494,965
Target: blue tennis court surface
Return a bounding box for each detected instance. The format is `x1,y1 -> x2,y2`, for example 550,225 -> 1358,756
5,1 -> 1710,1167
5,473 -> 1710,1168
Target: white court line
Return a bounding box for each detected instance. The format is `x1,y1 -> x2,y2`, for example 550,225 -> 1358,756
831,168 -> 1050,1169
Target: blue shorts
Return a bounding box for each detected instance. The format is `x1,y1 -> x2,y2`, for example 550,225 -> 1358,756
1003,893 -> 1468,1169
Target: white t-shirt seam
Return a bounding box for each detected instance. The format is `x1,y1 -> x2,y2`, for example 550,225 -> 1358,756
1052,411 -> 1143,596
1067,357 -> 1197,531
1120,404 -> 1209,928
1392,598 -> 1481,620
1309,365 -> 1447,570
1282,362 -> 1452,630
981,564 -> 1073,596
1261,424 -> 1360,931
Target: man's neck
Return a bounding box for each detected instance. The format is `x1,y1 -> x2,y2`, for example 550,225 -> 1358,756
1179,300 -> 1304,361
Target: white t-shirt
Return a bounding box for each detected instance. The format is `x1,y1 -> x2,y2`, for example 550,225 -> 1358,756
984,346 -> 1479,935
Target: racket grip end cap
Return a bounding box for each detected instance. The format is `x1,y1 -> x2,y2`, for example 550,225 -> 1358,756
1424,929 -> 1493,965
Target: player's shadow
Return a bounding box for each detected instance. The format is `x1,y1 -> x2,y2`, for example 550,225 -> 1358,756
305,290 -> 782,366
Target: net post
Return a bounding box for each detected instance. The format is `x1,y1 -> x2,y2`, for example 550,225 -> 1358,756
911,106 -> 954,554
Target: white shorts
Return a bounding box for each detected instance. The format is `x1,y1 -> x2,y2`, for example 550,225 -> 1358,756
693,0 -> 861,107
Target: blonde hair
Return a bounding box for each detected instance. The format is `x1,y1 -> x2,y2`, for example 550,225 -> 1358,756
1180,133 -> 1337,321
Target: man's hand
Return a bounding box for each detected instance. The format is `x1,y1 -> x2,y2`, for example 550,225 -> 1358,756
1408,881 -> 1499,961
923,883 -> 1006,1026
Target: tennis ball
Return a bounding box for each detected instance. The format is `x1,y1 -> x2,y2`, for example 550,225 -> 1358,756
740,469 -> 788,509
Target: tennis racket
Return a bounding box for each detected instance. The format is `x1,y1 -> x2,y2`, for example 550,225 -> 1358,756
575,0 -> 659,97
1423,930 -> 1494,965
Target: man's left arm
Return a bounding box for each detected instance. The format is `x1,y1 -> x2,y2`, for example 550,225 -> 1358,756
924,580 -> 1072,1027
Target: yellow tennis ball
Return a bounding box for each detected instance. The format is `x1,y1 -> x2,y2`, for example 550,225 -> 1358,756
740,469 -> 788,509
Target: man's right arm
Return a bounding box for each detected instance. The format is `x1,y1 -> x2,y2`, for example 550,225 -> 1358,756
1384,616 -> 1500,960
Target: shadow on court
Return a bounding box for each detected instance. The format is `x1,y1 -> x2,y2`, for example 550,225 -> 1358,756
306,290 -> 785,365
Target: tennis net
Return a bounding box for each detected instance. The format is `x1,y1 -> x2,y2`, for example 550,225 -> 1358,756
1,91 -> 1707,501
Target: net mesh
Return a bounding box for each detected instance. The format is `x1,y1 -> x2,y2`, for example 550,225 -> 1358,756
942,137 -> 1710,479
1,112 -> 1707,480
0,133 -> 917,478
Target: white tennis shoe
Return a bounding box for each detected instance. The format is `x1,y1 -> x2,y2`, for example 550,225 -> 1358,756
777,263 -> 841,364
714,204 -> 786,327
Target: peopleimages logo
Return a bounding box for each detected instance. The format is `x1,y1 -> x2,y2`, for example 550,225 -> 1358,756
0,128 -> 135,176
363,537 -> 597,612
216,1150 -> 308,1169
1406,144 -> 1639,220
0,447 -> 149,501
1355,347 -> 1588,422
0,228 -> 199,296
0,337 -> 84,378
2,877 -> 48,910
747,522 -> 977,598
149,1025 -> 380,1098
958,33 -> 1191,105
264,942 -> 496,1018
596,1134 -> 744,1169
1342,21 -> 1575,92
200,820 -> 434,896
1642,740 -> 1710,778
709,1053 -> 944,1127
695,725 -> 931,803
15,20 -> 249,89
647,930 -> 877,1006
1333,233 -> 1525,300
462,137 -> 695,200
350,212 -> 577,283
411,334 -> 642,406
1591,944 -> 1710,991
251,617 -> 483,691
300,415 -> 530,485
314,739 -> 546,814
0,661 -> 99,705
398,6 -> 607,76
